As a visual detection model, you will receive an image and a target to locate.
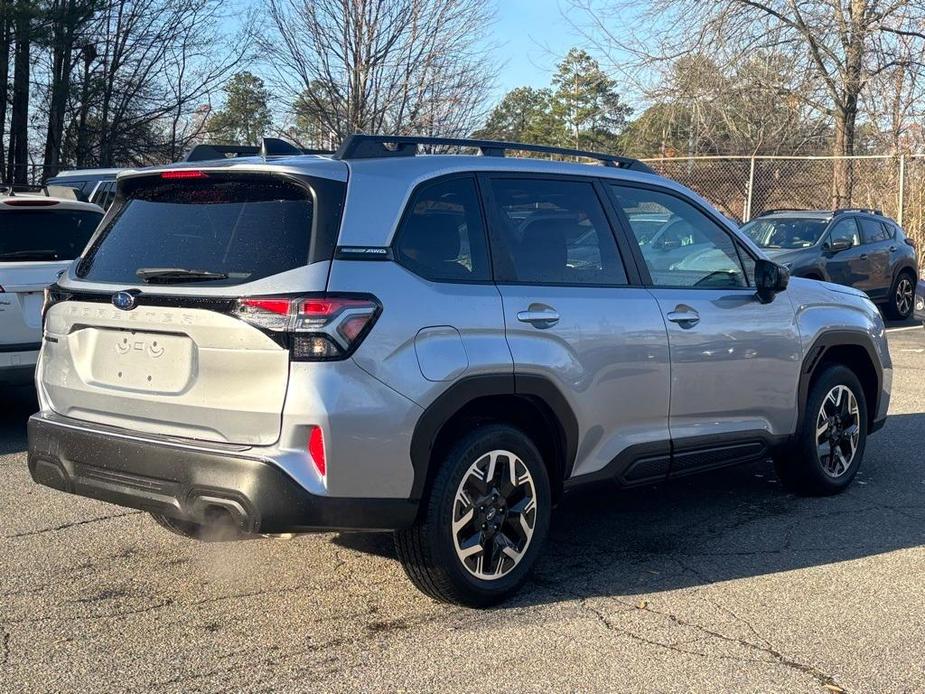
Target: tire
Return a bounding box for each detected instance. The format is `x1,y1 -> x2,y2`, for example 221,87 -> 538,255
885,270 -> 915,320
149,513 -> 250,542
775,364 -> 867,496
394,424 -> 551,607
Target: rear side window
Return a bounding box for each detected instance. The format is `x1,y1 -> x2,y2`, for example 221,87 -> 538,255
486,178 -> 627,286
77,174 -> 335,286
0,209 -> 102,262
859,217 -> 890,243
393,176 -> 490,282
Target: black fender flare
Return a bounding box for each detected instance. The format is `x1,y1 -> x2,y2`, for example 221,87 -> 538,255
796,330 -> 883,432
408,373 -> 579,500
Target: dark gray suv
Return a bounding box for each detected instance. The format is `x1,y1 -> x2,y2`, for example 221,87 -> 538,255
741,209 -> 919,319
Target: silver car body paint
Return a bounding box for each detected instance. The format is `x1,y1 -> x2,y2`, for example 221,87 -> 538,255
34,152 -> 892,507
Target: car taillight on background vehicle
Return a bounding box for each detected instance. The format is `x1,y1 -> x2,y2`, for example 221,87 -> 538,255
231,294 -> 381,361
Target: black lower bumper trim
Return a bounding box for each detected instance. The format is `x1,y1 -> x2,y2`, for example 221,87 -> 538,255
27,413 -> 417,533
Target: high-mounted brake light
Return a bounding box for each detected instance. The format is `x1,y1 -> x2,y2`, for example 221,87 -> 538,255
2,198 -> 59,207
233,295 -> 381,361
160,170 -> 208,179
308,426 -> 326,477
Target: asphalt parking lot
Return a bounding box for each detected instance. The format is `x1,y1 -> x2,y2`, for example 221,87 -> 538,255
2,324 -> 924,693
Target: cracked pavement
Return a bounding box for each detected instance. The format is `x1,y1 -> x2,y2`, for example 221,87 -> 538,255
2,326 -> 924,693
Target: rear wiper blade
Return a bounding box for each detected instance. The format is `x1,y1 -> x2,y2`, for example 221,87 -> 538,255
136,267 -> 249,283
0,249 -> 60,260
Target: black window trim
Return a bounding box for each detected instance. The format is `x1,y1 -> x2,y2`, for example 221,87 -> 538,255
388,172 -> 495,285
603,179 -> 757,292
477,171 -> 640,289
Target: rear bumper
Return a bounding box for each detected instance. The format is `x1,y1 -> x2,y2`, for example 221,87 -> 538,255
27,412 -> 418,533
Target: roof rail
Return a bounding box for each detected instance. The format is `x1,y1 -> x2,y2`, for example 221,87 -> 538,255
184,144 -> 259,162
756,208 -> 813,217
833,207 -> 883,216
333,134 -> 655,173
183,137 -> 334,162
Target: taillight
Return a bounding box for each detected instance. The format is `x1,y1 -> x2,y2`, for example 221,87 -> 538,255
308,426 -> 326,477
232,294 -> 380,360
160,170 -> 208,179
2,198 -> 59,207
905,237 -> 917,248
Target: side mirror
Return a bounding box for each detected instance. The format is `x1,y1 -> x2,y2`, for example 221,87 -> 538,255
827,238 -> 852,253
755,258 -> 789,304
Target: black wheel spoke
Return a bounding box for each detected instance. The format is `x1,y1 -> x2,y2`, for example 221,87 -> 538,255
452,449 -> 537,581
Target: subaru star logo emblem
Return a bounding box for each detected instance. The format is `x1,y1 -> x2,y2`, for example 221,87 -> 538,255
112,291 -> 137,311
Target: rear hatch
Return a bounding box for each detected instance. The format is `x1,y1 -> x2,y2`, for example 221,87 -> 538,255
40,168 -> 346,446
1,203 -> 102,345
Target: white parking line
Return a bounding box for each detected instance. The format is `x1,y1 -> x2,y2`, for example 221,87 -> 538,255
886,325 -> 922,333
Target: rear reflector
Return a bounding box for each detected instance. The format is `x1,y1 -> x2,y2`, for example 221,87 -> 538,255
2,198 -> 59,207
160,170 -> 208,179
308,426 -> 326,477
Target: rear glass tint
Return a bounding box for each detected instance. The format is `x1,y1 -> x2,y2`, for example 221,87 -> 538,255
0,209 -> 102,262
77,174 -> 324,286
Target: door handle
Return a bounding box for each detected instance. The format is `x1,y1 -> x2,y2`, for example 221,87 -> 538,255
517,307 -> 560,327
890,245 -> 897,252
860,253 -> 869,260
666,308 -> 700,327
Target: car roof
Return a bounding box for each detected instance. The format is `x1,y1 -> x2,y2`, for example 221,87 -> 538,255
115,151 -> 730,247
0,193 -> 105,213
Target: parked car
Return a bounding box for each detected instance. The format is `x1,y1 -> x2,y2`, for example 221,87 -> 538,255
741,208 -> 919,319
1,192 -> 104,385
45,168 -> 121,202
28,135 -> 891,606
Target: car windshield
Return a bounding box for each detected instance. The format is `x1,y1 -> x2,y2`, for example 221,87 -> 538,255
0,209 -> 102,262
741,217 -> 829,249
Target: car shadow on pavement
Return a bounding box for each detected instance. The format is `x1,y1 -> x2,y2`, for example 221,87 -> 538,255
0,385 -> 37,456
335,412 -> 925,606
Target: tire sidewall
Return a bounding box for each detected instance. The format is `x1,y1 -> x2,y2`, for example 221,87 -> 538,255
430,425 -> 551,604
891,270 -> 915,319
800,365 -> 868,492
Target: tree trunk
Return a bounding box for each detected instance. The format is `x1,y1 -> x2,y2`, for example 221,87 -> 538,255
7,6 -> 31,185
0,0 -> 10,183
43,0 -> 79,179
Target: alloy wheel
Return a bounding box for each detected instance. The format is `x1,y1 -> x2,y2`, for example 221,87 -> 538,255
896,276 -> 914,316
451,449 -> 537,580
815,385 -> 861,478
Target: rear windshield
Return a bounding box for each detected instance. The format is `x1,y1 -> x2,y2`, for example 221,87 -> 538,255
77,174 -> 330,286
0,209 -> 102,262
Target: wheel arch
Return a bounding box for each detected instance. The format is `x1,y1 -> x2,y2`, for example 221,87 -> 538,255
797,331 -> 882,433
408,374 -> 578,503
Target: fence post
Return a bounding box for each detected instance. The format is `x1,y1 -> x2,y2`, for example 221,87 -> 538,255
898,154 -> 906,226
743,156 -> 756,222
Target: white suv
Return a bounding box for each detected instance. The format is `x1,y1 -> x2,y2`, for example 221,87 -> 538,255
1,192 -> 103,385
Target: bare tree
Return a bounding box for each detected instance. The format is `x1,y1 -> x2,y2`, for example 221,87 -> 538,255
569,0 -> 925,205
260,0 -> 497,145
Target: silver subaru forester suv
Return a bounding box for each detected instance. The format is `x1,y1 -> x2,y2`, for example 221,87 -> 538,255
28,135 -> 892,606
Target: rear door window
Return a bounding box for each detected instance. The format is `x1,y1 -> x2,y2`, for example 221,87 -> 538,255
486,177 -> 627,286
859,217 -> 890,244
77,174 -> 334,286
0,209 -> 102,262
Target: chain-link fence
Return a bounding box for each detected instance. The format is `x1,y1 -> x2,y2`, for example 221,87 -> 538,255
642,155 -> 925,254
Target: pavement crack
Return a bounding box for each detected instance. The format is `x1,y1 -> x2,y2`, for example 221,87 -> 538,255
636,601 -> 847,691
1,626 -> 10,669
4,511 -> 142,539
